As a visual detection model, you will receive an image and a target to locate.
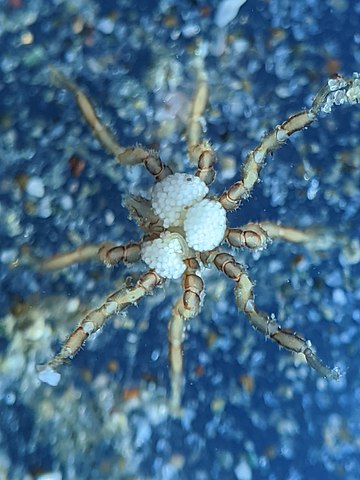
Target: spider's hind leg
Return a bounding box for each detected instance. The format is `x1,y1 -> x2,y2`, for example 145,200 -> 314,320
205,250 -> 340,381
38,270 -> 163,385
168,258 -> 204,415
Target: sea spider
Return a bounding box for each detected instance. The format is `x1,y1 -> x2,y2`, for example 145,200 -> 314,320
38,60 -> 360,414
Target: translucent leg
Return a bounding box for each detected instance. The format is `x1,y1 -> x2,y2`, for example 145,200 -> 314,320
168,258 -> 204,415
186,59 -> 216,185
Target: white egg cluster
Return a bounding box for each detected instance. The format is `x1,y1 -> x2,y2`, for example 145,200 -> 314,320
141,173 -> 228,279
184,199 -> 227,251
141,232 -> 187,279
151,173 -> 209,227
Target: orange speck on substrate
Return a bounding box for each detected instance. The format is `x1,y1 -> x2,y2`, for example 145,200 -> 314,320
107,359 -> 120,373
122,387 -> 140,402
80,368 -> 93,383
68,154 -> 85,176
194,364 -> 205,378
239,373 -> 255,394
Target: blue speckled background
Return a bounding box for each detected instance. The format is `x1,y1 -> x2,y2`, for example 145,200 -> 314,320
1,0 -> 360,479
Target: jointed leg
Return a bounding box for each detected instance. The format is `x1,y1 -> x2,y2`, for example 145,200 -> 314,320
225,222 -> 316,250
39,243 -> 103,271
219,73 -> 360,210
259,221 -> 316,243
186,59 -> 216,185
50,66 -> 172,181
226,224 -> 270,250
186,59 -> 208,150
40,240 -> 142,271
203,250 -> 340,380
123,195 -> 164,235
98,241 -> 141,267
259,222 -> 338,252
168,258 -> 204,414
38,270 -> 163,385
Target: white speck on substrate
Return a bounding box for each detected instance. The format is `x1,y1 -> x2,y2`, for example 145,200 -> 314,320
38,366 -> 61,386
26,176 -> 45,198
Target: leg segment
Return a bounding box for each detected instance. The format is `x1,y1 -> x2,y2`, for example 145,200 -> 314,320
50,66 -> 172,181
40,240 -> 142,271
39,244 -> 103,271
186,60 -> 216,185
225,224 -> 269,250
168,258 -> 204,414
38,270 -> 163,385
225,222 -> 315,250
123,194 -> 164,235
98,241 -> 141,267
219,73 -> 360,211
204,250 -> 340,380
258,221 -> 315,243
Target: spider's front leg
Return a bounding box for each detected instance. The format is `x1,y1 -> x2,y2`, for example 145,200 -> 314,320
38,270 -> 163,386
219,73 -> 360,211
168,258 -> 204,415
186,58 -> 216,186
49,66 -> 172,181
203,251 -> 340,380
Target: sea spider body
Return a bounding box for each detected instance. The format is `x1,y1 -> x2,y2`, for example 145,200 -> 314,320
38,62 -> 360,414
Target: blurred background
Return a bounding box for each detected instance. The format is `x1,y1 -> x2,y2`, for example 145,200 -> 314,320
1,0 -> 360,478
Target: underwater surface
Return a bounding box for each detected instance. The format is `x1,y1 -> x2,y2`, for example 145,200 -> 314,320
1,0 -> 360,478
